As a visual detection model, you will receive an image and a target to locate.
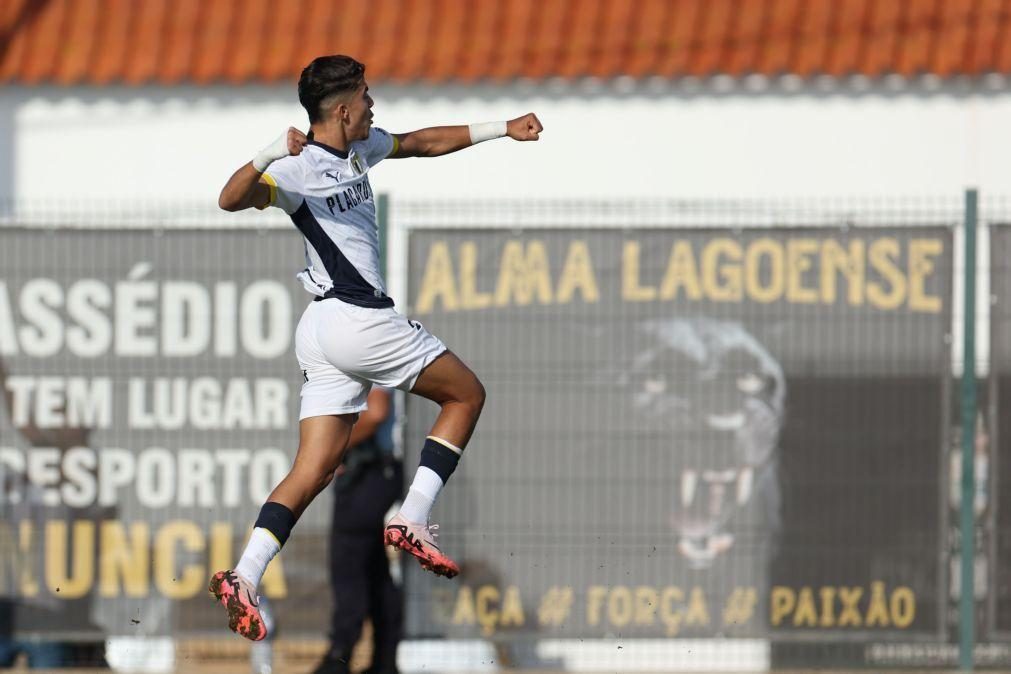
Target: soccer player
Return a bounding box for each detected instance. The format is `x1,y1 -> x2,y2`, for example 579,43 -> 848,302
208,54 -> 542,642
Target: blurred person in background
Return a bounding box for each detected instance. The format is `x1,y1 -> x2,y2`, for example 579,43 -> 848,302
312,387 -> 402,674
210,53 -> 542,641
0,358 -> 109,669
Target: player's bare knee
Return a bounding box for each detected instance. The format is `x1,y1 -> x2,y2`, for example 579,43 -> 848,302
455,378 -> 485,422
471,378 -> 487,413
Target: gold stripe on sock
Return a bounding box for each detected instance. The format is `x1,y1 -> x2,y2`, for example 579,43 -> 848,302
427,435 -> 463,455
257,527 -> 282,547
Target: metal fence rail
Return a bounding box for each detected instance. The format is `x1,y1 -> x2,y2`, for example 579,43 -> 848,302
0,194 -> 1005,671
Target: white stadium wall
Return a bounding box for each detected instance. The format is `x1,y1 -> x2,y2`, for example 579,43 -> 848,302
0,80 -> 1006,673
3,80 -> 1011,207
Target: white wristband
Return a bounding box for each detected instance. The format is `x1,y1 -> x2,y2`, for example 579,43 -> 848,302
468,121 -> 508,145
252,132 -> 291,172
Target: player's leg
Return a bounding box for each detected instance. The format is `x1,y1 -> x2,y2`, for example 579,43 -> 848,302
384,351 -> 485,577
211,300 -> 372,640
339,305 -> 480,578
402,350 -> 485,515
210,414 -> 356,641
268,414 -> 357,517
412,350 -> 486,444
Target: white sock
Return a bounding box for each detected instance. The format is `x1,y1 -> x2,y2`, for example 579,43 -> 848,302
399,466 -> 444,523
234,527 -> 281,589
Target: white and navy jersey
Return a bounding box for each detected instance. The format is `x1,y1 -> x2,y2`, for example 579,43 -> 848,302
262,127 -> 399,308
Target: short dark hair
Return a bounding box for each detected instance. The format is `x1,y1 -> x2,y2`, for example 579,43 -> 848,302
298,55 -> 366,124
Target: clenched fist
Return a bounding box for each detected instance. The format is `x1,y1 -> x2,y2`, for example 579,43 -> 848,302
285,126 -> 309,155
507,113 -> 544,141
253,127 -> 308,172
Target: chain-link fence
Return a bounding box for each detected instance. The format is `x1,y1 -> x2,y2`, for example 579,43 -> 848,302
0,195 -> 1005,671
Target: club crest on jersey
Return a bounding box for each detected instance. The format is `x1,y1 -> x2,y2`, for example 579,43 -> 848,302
349,151 -> 365,176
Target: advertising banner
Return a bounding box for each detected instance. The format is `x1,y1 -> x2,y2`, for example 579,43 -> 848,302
989,225 -> 1011,638
404,226 -> 952,648
0,228 -> 329,638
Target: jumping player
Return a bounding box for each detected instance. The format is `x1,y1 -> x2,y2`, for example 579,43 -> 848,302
208,55 -> 542,641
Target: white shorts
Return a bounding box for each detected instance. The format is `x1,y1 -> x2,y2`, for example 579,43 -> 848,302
295,298 -> 447,419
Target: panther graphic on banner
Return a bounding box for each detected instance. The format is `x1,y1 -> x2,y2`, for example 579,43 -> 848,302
623,318 -> 785,569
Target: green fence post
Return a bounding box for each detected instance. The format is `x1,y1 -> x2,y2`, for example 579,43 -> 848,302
960,187 -> 978,671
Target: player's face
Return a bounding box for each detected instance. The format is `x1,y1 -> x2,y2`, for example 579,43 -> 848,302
346,81 -> 374,141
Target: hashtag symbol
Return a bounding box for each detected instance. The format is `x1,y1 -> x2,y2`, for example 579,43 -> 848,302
722,587 -> 757,626
537,586 -> 574,627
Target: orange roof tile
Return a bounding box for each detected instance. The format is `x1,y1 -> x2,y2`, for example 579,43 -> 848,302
2,0 -> 1010,86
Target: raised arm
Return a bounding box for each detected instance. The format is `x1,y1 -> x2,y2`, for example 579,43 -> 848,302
391,113 -> 543,158
218,127 -> 308,211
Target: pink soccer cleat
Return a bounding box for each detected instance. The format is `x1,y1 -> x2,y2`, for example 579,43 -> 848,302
384,513 -> 460,578
208,570 -> 269,641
